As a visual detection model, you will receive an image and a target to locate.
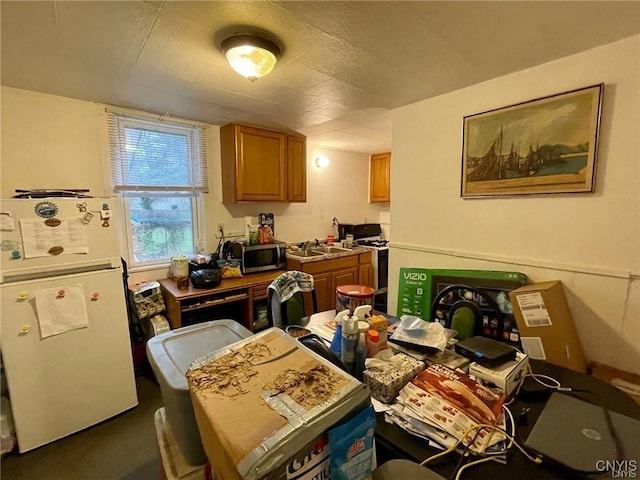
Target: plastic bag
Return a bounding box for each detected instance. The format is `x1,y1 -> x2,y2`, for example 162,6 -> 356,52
217,258 -> 243,278
328,406 -> 376,480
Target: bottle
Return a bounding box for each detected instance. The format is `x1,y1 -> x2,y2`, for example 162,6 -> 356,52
341,315 -> 358,375
366,329 -> 380,358
330,310 -> 350,355
354,321 -> 369,381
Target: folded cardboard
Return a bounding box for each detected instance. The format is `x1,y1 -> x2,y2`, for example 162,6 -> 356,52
509,280 -> 587,373
187,328 -> 370,480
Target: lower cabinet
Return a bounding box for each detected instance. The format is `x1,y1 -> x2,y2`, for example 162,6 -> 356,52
287,252 -> 371,315
358,251 -> 373,288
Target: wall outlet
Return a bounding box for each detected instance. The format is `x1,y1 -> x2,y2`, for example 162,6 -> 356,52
215,223 -> 224,238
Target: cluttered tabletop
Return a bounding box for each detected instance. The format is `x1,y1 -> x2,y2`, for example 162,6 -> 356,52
146,273 -> 640,480
302,309 -> 640,480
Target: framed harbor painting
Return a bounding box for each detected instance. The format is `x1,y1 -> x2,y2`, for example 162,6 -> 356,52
461,84 -> 603,198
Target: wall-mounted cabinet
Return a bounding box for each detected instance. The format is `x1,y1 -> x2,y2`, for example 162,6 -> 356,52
220,123 -> 307,203
286,133 -> 307,202
370,151 -> 391,203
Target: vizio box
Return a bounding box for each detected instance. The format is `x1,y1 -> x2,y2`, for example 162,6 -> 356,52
509,280 -> 587,373
187,328 -> 370,480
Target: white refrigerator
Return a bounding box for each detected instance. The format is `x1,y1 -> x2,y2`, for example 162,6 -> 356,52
0,197 -> 138,452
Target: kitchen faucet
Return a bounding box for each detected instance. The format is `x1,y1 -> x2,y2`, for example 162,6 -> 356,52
301,239 -> 320,252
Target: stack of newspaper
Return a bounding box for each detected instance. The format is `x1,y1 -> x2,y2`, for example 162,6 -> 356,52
385,363 -> 509,460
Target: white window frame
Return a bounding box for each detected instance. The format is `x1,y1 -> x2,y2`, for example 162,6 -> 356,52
107,109 -> 208,269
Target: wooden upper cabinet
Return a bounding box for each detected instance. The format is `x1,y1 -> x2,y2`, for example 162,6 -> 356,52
221,123 -> 290,202
221,123 -> 307,203
370,152 -> 391,203
286,133 -> 307,202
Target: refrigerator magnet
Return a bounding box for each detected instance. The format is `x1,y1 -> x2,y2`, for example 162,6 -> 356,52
48,246 -> 64,255
34,201 -> 58,218
44,218 -> 61,227
81,211 -> 95,225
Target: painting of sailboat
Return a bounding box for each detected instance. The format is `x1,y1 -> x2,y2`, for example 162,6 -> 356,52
461,84 -> 603,197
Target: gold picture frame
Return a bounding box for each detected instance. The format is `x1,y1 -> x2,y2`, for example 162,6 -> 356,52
461,84 -> 603,198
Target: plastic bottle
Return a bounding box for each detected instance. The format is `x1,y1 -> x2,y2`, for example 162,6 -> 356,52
341,316 -> 358,375
354,321 -> 369,381
366,329 -> 380,358
330,310 -> 350,355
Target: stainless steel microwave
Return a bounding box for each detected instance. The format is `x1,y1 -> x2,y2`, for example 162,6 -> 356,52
230,241 -> 287,274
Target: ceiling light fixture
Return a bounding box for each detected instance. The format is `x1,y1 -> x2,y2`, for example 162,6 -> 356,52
220,34 -> 280,82
315,156 -> 330,169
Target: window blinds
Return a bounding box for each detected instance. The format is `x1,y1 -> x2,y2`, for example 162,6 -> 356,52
107,111 -> 209,193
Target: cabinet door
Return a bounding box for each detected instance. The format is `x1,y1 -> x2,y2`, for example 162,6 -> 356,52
236,125 -> 286,201
313,272 -> 333,313
333,267 -> 358,292
359,263 -> 372,287
287,134 -> 307,202
370,152 -> 391,202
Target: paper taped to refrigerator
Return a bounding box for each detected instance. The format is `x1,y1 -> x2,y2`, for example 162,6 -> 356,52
19,218 -> 89,258
0,212 -> 15,231
35,284 -> 89,338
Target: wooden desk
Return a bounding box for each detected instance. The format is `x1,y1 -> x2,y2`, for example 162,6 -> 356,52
159,270 -> 283,331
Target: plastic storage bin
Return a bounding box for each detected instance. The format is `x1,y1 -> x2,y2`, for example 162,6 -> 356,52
155,407 -> 213,480
147,320 -> 252,466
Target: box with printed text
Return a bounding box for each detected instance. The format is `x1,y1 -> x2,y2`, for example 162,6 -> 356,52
509,280 -> 587,373
187,328 -> 370,480
363,352 -> 424,404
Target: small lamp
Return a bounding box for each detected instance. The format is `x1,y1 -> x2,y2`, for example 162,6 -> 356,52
221,34 -> 280,82
315,156 -> 330,169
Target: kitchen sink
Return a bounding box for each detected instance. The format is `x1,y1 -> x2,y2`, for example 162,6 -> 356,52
287,250 -> 325,258
312,246 -> 351,254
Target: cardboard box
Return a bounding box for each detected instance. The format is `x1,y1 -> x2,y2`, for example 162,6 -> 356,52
509,280 -> 587,373
396,268 -> 527,347
187,328 -> 370,480
363,352 -> 424,404
469,352 -> 529,397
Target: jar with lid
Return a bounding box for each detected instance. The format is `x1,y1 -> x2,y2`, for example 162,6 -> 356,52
336,285 -> 375,314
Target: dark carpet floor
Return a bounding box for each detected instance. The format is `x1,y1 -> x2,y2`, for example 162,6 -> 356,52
1,374 -> 164,480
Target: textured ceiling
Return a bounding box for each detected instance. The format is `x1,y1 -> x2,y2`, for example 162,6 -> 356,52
1,1 -> 638,153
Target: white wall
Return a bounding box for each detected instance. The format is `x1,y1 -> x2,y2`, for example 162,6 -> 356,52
389,36 -> 640,374
0,86 -> 388,285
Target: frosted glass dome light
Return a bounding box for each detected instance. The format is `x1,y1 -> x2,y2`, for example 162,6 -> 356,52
221,34 -> 280,82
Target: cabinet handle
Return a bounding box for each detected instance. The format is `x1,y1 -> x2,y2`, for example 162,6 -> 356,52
17,291 -> 29,300
19,325 -> 30,335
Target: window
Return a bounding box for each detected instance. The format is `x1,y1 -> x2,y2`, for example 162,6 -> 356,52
107,110 -> 208,267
